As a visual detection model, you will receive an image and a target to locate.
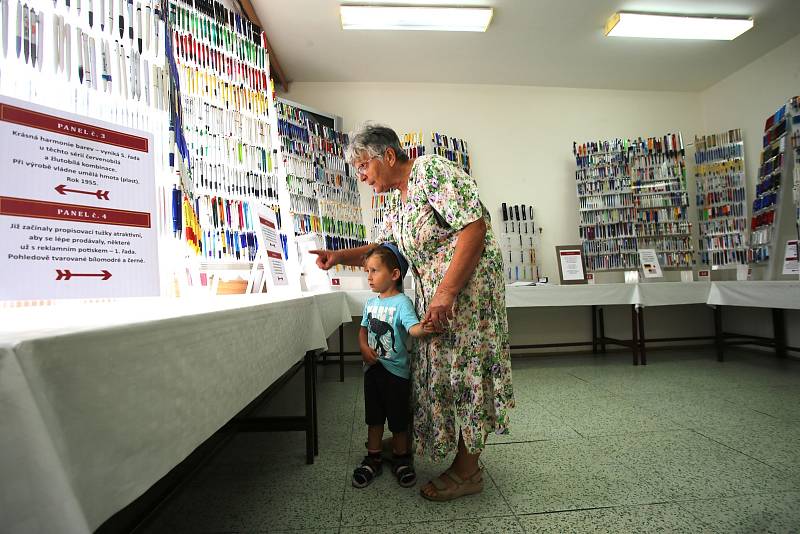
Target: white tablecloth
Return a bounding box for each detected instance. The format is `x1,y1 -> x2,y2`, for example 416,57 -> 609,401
707,281 -> 800,310
3,280 -> 799,533
304,291 -> 353,337
636,282 -> 712,307
0,295 -> 328,534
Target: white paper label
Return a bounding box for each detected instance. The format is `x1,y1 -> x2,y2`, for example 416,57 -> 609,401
0,96 -> 159,299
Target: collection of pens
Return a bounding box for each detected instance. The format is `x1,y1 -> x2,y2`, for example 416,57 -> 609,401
431,131 -> 470,175
573,134 -> 694,271
277,101 -> 319,240
276,101 -> 367,272
308,121 -> 366,255
500,203 -> 538,282
0,0 -> 170,129
370,132 -> 425,240
750,102 -> 790,263
166,0 -> 287,261
694,129 -> 749,267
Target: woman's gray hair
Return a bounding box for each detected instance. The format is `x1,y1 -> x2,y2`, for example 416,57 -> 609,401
346,123 -> 409,164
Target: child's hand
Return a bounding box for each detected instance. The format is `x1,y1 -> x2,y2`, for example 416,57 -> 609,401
361,346 -> 378,365
420,319 -> 438,335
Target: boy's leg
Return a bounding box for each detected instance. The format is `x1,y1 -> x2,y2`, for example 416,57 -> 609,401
367,425 -> 385,453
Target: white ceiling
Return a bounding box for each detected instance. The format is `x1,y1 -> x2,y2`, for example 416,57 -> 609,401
252,0 -> 800,92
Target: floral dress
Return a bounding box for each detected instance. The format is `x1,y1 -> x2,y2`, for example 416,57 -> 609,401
377,154 -> 514,460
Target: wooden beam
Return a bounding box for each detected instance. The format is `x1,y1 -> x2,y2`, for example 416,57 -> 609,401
238,0 -> 289,92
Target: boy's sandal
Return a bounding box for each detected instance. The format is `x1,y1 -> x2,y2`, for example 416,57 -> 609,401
420,468 -> 484,502
352,456 -> 382,488
392,454 -> 417,487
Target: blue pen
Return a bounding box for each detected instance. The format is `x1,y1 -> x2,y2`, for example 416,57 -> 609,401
171,186 -> 181,237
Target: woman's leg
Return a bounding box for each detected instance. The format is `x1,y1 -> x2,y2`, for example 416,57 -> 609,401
420,432 -> 481,498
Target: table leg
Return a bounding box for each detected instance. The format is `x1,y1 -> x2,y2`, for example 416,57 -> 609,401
312,351 -> 319,456
591,305 -> 598,354
714,306 -> 724,362
304,351 -> 315,465
637,305 -> 646,366
599,307 -> 607,353
631,305 -> 639,366
339,324 -> 345,382
773,308 -> 787,359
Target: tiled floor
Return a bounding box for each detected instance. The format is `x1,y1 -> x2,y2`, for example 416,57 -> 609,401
137,348 -> 800,533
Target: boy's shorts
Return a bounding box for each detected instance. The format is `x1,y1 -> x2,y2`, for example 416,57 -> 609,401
364,362 -> 411,433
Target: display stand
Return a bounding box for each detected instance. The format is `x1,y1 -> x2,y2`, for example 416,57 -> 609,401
750,97 -> 800,280
694,129 -> 749,269
573,134 -> 694,274
431,131 -> 470,175
500,202 -> 540,282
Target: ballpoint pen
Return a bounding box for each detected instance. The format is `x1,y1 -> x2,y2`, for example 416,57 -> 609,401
22,3 -> 28,63
143,57 -> 149,104
127,0 -> 132,43
119,43 -> 127,99
88,0 -> 93,27
136,2 -> 141,53
14,0 -> 19,58
52,13 -> 60,71
86,34 -> 95,89
29,7 -> 35,67
144,0 -> 149,51
100,38 -> 109,91
76,29 -> 84,83
153,1 -> 158,55
77,0 -> 80,15
1,0 -> 7,58
117,0 -> 122,39
107,0 -> 112,34
35,5 -> 41,70
114,39 -> 122,96
64,22 -> 70,80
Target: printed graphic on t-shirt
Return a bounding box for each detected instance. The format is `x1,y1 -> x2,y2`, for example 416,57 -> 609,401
365,305 -> 397,359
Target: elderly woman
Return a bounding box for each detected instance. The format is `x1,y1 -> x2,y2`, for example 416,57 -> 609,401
312,124 -> 513,501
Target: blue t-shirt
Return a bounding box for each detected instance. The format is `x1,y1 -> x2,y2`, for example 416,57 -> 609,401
360,293 -> 419,379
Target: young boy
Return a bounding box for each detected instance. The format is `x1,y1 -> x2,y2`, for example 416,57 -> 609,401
353,243 -> 432,489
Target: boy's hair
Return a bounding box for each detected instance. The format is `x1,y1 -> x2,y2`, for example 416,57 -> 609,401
364,246 -> 403,290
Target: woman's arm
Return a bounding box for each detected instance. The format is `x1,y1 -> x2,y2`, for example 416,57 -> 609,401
311,243 -> 377,269
425,217 -> 487,329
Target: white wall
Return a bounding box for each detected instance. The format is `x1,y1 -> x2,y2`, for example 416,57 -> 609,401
285,82 -> 705,283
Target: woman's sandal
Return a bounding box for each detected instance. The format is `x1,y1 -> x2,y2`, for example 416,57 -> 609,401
352,455 -> 382,488
392,454 -> 417,488
420,468 -> 484,502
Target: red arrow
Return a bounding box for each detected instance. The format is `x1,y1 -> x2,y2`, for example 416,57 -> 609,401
56,269 -> 112,281
55,184 -> 110,200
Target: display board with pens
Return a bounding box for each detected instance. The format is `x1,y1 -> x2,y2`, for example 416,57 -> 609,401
750,99 -> 797,264
500,202 -> 539,282
276,100 -> 367,273
694,129 -> 749,268
573,139 -> 638,271
309,122 -> 367,256
167,0 -> 282,262
573,134 -> 694,272
431,131 -> 470,175
790,97 -> 800,243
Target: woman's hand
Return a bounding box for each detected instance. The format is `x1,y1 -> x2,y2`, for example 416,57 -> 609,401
424,289 -> 456,332
310,249 -> 339,270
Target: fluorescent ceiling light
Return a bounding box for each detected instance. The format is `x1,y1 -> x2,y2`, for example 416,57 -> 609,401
604,12 -> 753,40
340,5 -> 493,32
